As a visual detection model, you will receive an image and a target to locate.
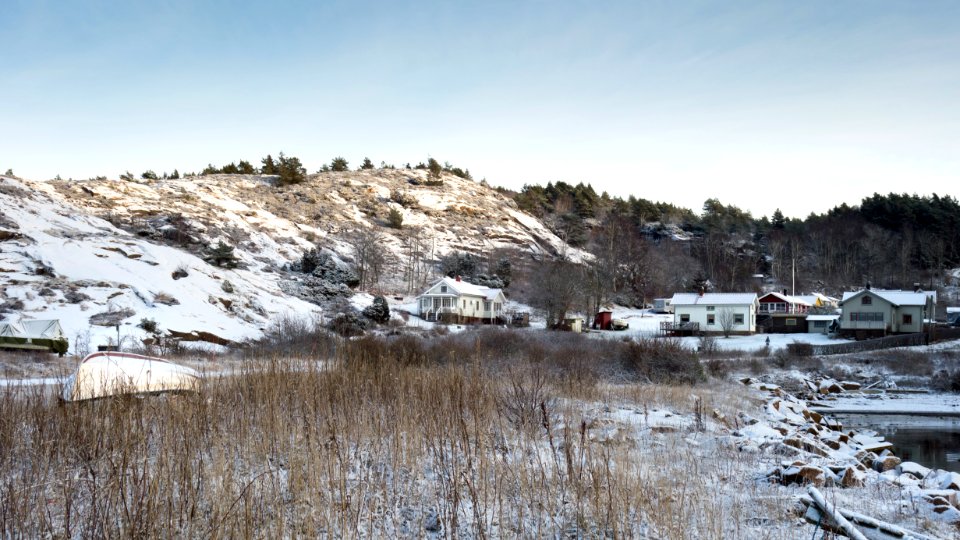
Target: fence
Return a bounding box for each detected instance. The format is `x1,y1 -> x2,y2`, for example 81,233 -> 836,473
787,327 -> 960,357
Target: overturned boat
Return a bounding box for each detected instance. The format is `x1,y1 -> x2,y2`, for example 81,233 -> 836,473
61,351 -> 201,402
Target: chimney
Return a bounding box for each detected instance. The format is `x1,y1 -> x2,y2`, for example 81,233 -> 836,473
698,287 -> 704,297
782,288 -> 787,296
456,275 -> 461,282
913,282 -> 921,293
865,281 -> 871,291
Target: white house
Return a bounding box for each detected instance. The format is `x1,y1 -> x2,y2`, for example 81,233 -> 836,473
670,292 -> 759,335
417,276 -> 506,324
838,288 -> 935,338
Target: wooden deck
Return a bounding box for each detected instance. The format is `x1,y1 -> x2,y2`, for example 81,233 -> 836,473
659,321 -> 701,337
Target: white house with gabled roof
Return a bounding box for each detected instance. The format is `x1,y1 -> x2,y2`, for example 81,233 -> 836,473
838,288 -> 935,338
670,292 -> 759,334
417,276 -> 506,323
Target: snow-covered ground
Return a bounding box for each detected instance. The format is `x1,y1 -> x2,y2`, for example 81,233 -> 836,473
1,176 -> 323,348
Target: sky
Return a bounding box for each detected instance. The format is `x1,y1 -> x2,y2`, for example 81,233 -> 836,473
1,0 -> 958,219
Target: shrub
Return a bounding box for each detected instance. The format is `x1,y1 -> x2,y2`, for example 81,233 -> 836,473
141,170 -> 158,180
138,318 -> 160,334
328,311 -> 367,337
362,296 -> 391,323
620,338 -> 704,385
932,370 -> 960,392
387,208 -> 403,229
207,241 -> 239,268
390,189 -> 417,207
360,157 -> 374,170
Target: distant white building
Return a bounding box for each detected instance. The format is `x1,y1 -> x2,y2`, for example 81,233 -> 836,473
838,288 -> 935,338
417,276 -> 506,324
670,292 -> 759,335
807,314 -> 840,334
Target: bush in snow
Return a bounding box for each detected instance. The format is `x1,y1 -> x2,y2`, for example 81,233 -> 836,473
207,241 -> 239,268
138,318 -> 160,334
327,311 -> 367,337
362,296 -> 391,324
386,208 -> 403,229
620,338 -> 704,385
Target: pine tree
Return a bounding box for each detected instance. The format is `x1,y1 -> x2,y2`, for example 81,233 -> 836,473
237,160 -> 256,174
170,169 -> 180,179
276,153 -> 307,185
360,157 -> 375,170
362,295 -> 391,323
331,157 -> 349,172
427,158 -> 442,179
141,170 -> 158,180
261,155 -> 278,175
387,208 -> 404,229
772,208 -> 786,229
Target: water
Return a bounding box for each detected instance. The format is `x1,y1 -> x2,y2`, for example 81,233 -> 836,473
834,414 -> 960,473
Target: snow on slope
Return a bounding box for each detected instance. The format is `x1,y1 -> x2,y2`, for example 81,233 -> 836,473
48,169 -> 590,270
0,176 -> 320,349
1,169 -> 587,350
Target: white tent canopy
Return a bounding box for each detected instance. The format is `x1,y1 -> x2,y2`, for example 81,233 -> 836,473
0,318 -> 65,339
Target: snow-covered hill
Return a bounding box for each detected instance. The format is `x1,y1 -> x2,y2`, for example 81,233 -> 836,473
0,170 -> 583,349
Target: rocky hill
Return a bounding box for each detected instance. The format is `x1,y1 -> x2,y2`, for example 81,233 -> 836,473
0,170 -> 582,349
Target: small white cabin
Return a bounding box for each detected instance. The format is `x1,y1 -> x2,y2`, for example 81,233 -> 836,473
807,314 -> 839,334
670,292 -> 759,334
417,277 -> 506,323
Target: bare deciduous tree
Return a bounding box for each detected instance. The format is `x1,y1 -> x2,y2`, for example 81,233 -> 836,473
343,228 -> 395,291
718,308 -> 737,338
529,258 -> 585,329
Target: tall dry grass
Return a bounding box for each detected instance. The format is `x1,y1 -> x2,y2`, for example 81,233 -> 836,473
0,329 -> 796,538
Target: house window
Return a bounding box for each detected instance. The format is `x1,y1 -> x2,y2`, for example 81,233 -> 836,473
484,301 -> 491,311
850,312 -> 883,322
680,314 -> 690,323
786,318 -> 797,326
734,314 -> 744,324
707,306 -> 715,311
441,286 -> 447,293
813,320 -> 827,328
707,314 -> 715,325
903,314 -> 913,325
442,298 -> 451,308
861,296 -> 872,305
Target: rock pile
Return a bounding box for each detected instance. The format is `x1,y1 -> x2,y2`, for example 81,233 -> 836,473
736,377 -> 960,523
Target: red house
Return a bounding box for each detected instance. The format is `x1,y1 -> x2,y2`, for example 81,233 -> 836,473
757,292 -> 812,333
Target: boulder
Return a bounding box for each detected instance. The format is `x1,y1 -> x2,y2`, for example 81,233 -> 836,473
897,461 -> 931,480
840,466 -> 866,488
874,455 -> 901,472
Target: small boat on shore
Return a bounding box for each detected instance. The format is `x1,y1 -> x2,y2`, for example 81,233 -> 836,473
61,351 -> 200,402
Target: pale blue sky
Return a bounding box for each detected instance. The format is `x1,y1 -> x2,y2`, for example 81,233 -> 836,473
2,1 -> 958,218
